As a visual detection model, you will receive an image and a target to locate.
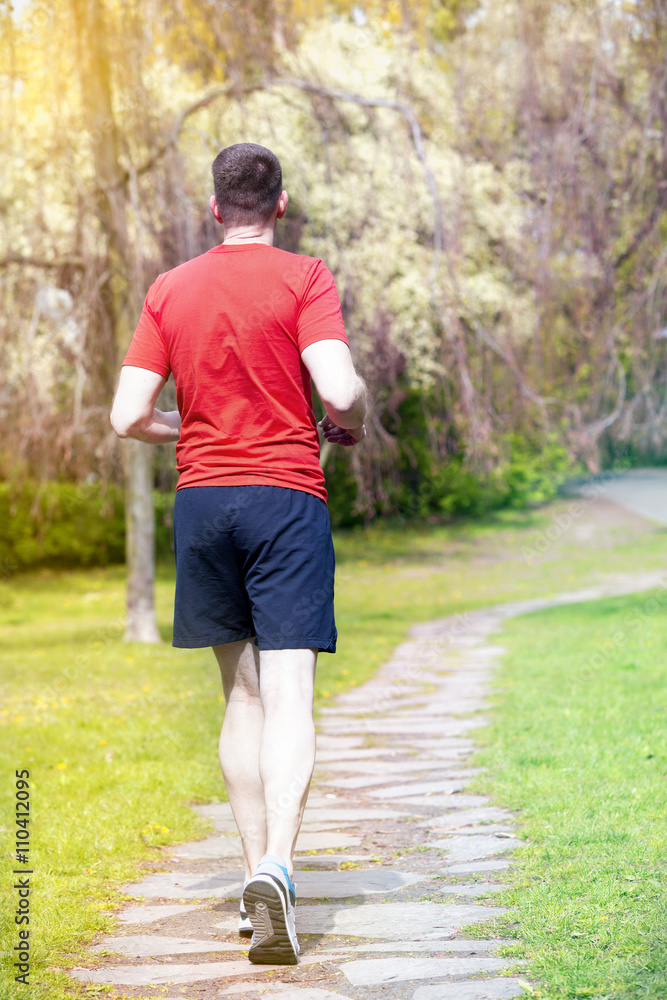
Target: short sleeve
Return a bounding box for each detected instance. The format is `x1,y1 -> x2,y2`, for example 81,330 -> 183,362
296,260 -> 349,352
122,287 -> 170,378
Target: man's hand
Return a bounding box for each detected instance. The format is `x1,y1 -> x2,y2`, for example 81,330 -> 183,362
319,415 -> 366,447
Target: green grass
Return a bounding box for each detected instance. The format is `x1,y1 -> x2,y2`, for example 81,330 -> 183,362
473,591 -> 667,1000
0,500 -> 666,998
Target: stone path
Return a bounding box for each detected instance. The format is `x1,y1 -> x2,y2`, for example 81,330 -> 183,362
70,570 -> 667,1000
570,467 -> 667,526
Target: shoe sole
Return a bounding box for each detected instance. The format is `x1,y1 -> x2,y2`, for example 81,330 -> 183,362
243,879 -> 298,965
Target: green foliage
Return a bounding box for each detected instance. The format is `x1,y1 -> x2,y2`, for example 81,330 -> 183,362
325,387 -> 573,528
0,481 -> 125,574
0,482 -> 175,574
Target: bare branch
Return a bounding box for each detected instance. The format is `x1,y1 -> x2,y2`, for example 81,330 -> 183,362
614,187 -> 667,271
0,254 -> 85,270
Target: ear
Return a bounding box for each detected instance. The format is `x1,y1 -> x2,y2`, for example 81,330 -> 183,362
276,189 -> 289,220
209,195 -> 224,225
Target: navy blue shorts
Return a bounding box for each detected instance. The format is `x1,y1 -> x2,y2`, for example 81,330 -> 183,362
172,485 -> 337,652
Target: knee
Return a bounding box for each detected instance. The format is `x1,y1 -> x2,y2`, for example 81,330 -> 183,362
225,684 -> 263,709
262,685 -> 314,719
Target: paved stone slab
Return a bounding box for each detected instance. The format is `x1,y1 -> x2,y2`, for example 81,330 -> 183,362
430,825 -> 515,837
416,808 -> 513,829
174,836 -> 243,858
391,794 -> 490,810
91,935 -> 246,956
264,902 -> 507,938
315,748 -> 396,762
298,832 -> 364,849
304,794 -> 346,808
117,904 -> 203,925
126,869 -> 426,900
316,735 -> 366,749
368,779 -> 470,799
194,802 -> 235,821
175,831 -> 362,857
70,961 -> 282,985
341,956 -> 509,986
317,759 -> 457,775
431,835 -> 518,862
195,798 -> 354,831
301,807 -> 409,823
294,855 -> 370,868
412,978 -> 526,999
299,821 -> 359,832
256,986 -> 358,1000
446,860 -> 512,874
215,985 -> 355,997
322,720 -> 484,736
322,772 -> 472,791
324,939 -> 515,956
406,739 -> 476,750
127,871 -> 244,900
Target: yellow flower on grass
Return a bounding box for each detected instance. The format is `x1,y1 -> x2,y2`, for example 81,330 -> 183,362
25,747 -> 32,752
57,762 -> 67,770
217,695 -> 224,702
1,709 -> 8,716
126,657 -> 134,664
322,691 -> 331,699
15,715 -> 24,723
341,669 -> 350,676
99,739 -> 107,745
142,685 -> 150,692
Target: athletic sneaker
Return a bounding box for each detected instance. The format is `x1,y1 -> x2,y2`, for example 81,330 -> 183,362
238,897 -> 253,938
242,854 -> 299,965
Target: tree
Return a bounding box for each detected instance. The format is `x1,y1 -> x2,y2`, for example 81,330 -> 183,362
70,0 -> 161,641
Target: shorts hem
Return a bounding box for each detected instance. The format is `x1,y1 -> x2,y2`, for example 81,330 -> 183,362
172,630 -> 254,649
256,636 -> 337,653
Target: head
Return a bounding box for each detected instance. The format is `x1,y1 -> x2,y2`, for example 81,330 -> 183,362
210,143 -> 286,231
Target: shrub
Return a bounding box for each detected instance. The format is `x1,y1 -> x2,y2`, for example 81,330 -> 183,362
0,482 -> 176,574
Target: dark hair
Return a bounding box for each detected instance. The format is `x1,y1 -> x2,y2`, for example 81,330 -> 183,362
211,143 -> 283,228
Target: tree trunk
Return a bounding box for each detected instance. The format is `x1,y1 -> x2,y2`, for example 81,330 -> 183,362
74,0 -> 161,642
124,439 -> 161,643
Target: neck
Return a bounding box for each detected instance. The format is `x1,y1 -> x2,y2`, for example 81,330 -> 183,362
223,224 -> 275,246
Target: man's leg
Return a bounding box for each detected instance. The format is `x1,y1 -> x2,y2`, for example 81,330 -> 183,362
258,647 -> 317,876
241,646 -> 317,965
213,639 -> 267,882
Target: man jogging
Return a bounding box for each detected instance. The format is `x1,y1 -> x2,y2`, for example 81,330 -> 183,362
110,143 -> 367,966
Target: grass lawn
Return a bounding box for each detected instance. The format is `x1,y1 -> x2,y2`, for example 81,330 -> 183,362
474,591 -> 667,1000
0,496 -> 666,998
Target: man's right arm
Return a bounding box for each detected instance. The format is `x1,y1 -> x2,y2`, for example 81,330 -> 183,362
300,340 -> 367,444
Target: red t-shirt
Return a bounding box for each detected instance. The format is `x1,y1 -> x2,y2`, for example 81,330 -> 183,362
123,243 -> 349,502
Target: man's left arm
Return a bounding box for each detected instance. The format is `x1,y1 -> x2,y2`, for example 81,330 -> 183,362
110,366 -> 181,444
